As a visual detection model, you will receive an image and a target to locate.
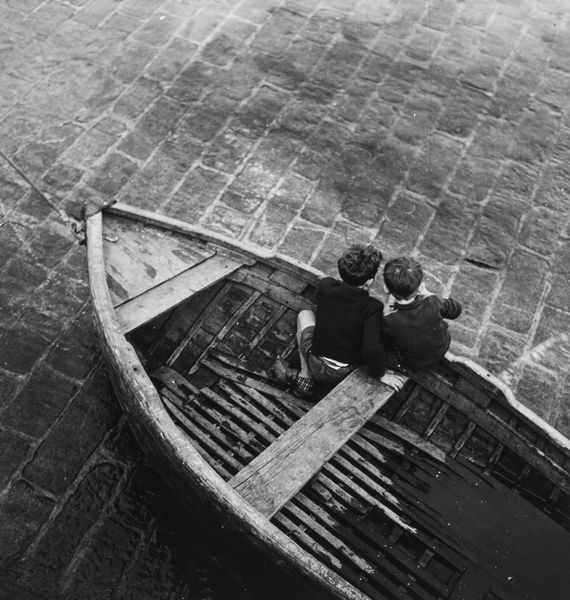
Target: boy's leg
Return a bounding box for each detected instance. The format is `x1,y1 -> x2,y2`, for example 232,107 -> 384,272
296,309 -> 315,379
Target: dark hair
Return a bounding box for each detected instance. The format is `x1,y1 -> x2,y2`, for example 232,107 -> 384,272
337,244 -> 383,287
383,257 -> 423,300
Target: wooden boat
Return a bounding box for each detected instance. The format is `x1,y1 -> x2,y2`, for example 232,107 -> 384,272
86,202 -> 570,600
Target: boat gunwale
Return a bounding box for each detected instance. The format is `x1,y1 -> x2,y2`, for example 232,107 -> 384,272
86,206 -> 368,600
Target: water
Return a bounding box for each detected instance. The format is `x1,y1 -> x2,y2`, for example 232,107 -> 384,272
424,463 -> 570,599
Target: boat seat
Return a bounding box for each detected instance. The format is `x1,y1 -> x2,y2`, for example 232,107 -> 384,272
229,368 -> 403,518
115,253 -> 244,333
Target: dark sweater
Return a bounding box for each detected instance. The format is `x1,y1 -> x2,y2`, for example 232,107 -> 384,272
311,277 -> 386,377
383,295 -> 462,372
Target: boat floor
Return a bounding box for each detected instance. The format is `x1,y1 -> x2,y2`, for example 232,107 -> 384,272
123,249 -> 570,600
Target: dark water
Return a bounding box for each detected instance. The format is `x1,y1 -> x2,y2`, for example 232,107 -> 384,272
424,464 -> 570,600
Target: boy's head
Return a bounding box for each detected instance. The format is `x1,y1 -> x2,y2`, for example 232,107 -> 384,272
383,257 -> 423,300
338,244 -> 383,287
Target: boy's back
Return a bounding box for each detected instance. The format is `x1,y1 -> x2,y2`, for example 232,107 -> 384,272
383,294 -> 462,372
311,277 -> 385,376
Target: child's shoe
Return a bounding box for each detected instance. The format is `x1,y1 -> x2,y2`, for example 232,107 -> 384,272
292,375 -> 314,399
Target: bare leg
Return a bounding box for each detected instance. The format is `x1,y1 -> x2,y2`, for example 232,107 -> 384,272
296,309 -> 315,379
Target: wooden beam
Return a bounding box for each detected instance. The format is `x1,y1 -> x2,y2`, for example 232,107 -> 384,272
115,254 -> 243,333
229,368 -> 401,518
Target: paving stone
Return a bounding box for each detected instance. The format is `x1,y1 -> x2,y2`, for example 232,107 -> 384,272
492,250 -> 548,333
406,133 -> 464,200
145,37 -> 197,82
420,194 -> 477,263
448,155 -> 499,203
250,203 -> 298,249
233,86 -> 290,139
437,84 -> 490,137
132,12 -> 180,47
534,161 -> 570,212
64,516 -> 141,600
22,368 -> 120,495
110,41 -> 157,84
164,166 -> 228,222
85,152 -> 138,198
508,105 -> 560,164
313,40 -> 366,90
515,366 -> 560,422
256,38 -> 326,91
2,364 -> 78,439
112,77 -> 164,120
203,205 -> 250,238
449,262 -> 500,331
179,95 -> 238,142
0,325 -> 52,375
404,27 -> 441,62
0,430 -> 31,489
300,7 -> 346,45
202,17 -> 257,66
118,96 -> 186,159
202,131 -> 254,173
20,462 -> 124,596
300,185 -> 343,227
121,0 -> 168,20
519,206 -> 564,256
0,480 -> 54,566
533,306 -> 570,372
167,61 -> 223,104
27,223 -> 74,269
478,326 -> 527,377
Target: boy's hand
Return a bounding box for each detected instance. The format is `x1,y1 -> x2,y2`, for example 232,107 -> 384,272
379,371 -> 407,391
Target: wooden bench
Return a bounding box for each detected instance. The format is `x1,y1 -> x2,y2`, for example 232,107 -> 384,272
229,368 -> 402,518
115,254 -> 243,333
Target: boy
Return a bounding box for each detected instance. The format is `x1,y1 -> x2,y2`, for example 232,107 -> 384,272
382,256 -> 462,374
274,244 -> 397,398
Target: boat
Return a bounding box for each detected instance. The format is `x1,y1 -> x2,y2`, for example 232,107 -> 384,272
86,202 -> 570,600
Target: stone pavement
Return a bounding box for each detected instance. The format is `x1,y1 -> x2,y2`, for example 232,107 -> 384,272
1,0 -> 570,597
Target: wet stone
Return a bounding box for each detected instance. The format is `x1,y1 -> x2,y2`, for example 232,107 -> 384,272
201,18 -> 257,66
114,466 -> 167,531
515,367 -> 560,422
420,194 -> 477,263
2,364 -> 78,439
23,368 -> 120,495
479,327 -> 526,377
118,96 -> 187,160
85,153 -> 138,198
64,516 -> 141,600
0,479 -> 54,566
519,206 -> 564,256
145,37 -> 198,82
21,462 -> 124,596
164,167 -> 228,223
279,223 -> 325,264
28,224 -> 74,269
132,12 -> 180,47
250,203 -> 297,249
203,205 -> 250,238
0,430 -> 31,489
0,325 -> 53,375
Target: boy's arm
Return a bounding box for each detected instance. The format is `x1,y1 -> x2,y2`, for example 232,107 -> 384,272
361,305 -> 388,378
439,297 -> 462,320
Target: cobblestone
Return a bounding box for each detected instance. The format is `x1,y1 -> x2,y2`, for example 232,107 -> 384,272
1,0 -> 570,597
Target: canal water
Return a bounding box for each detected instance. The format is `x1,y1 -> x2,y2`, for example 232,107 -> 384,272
423,461 -> 570,600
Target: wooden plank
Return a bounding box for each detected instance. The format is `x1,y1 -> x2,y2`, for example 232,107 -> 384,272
229,368 -> 401,518
103,214 -> 214,304
115,254 -> 243,333
413,371 -> 570,494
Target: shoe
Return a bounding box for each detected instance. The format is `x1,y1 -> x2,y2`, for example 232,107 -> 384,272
273,358 -> 299,386
293,375 -> 314,399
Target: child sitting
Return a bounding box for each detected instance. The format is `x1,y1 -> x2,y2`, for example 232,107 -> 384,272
382,256 -> 462,374
274,244 -> 393,398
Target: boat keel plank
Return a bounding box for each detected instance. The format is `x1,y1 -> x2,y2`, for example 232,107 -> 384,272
229,369 -> 400,518
115,254 -> 244,334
